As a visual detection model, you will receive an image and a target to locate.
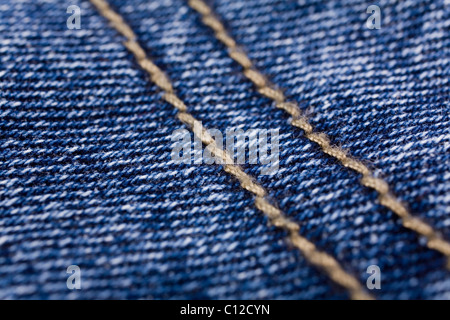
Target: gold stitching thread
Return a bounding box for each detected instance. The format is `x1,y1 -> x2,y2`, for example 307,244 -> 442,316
187,0 -> 450,266
90,0 -> 373,300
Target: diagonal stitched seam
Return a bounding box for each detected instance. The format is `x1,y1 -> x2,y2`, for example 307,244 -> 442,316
187,0 -> 450,268
89,0 -> 373,300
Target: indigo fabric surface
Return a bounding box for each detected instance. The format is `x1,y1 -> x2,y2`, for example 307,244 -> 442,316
0,0 -> 449,299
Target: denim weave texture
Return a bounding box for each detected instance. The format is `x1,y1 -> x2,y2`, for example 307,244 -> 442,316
0,0 -> 449,299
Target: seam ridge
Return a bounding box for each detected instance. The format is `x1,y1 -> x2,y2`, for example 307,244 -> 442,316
89,0 -> 373,300
187,0 -> 450,267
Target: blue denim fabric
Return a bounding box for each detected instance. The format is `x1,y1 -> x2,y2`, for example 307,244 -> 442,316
0,0 -> 449,299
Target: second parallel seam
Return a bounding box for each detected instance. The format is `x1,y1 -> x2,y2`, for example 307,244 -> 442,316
187,0 -> 450,267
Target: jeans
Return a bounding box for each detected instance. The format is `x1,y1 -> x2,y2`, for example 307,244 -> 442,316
0,0 -> 449,299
